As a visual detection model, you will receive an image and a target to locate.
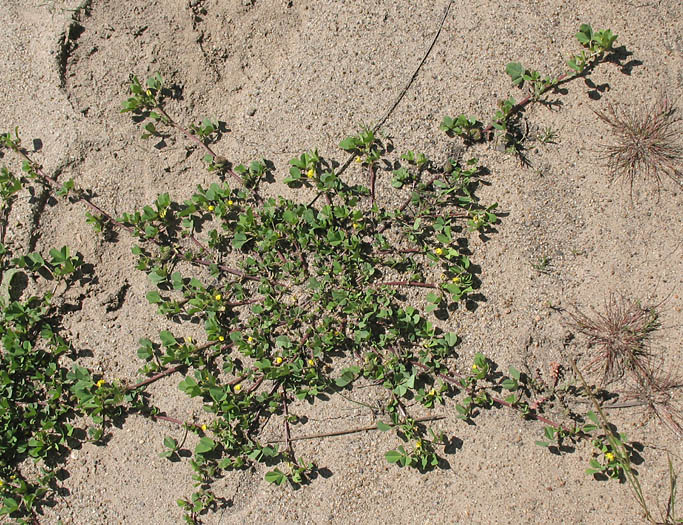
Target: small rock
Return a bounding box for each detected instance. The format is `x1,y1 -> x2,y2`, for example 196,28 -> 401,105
247,107 -> 257,116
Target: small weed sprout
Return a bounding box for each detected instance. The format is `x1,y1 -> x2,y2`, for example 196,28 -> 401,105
594,99 -> 683,197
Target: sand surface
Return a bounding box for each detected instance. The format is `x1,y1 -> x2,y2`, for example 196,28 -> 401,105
1,0 -> 682,523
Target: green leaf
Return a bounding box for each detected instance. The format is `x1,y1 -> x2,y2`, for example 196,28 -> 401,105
163,436 -> 178,450
443,332 -> 458,346
195,436 -> 216,455
265,469 -> 287,485
232,232 -> 249,249
576,24 -> 593,46
501,378 -> 518,391
586,411 -> 599,425
146,291 -> 162,304
159,330 -> 177,347
335,366 -> 360,387
385,448 -> 404,464
0,497 -> 19,515
339,137 -> 358,151
589,459 -> 602,469
440,115 -> 455,132
505,62 -> 525,85
376,421 -> 392,432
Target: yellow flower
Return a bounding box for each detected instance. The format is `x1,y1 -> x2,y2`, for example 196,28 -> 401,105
146,89 -> 152,96
428,389 -> 436,396
0,479 -> 4,487
274,356 -> 283,365
214,294 -> 222,301
306,168 -> 315,178
354,156 -> 362,163
96,379 -> 105,388
308,359 -> 315,367
233,384 -> 242,392
415,440 -> 422,449
218,335 -> 225,342
472,364 -> 478,371
434,247 -> 443,256
247,336 -> 254,344
227,200 -> 234,206
184,336 -> 193,344
605,452 -> 615,462
207,205 -> 215,211
451,276 -> 460,283
201,424 -> 207,432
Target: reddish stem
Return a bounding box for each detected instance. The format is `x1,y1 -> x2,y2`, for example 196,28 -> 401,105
127,364 -> 185,392
380,280 -> 438,289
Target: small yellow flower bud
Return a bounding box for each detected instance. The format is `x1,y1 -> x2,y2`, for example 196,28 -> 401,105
214,294 -> 222,301
429,389 -> 436,396
605,452 -> 615,462
184,336 -> 192,344
472,364 -> 478,371
247,336 -> 254,344
96,379 -> 105,388
451,276 -> 460,283
0,479 -> 5,487
201,424 -> 207,432
227,200 -> 234,206
146,89 -> 152,96
354,156 -> 362,164
415,440 -> 422,449
307,168 -> 315,178
434,247 -> 443,255
274,356 -> 283,365
207,205 -> 215,211
308,359 -> 315,367
233,384 -> 242,392
352,223 -> 359,229
218,335 -> 225,342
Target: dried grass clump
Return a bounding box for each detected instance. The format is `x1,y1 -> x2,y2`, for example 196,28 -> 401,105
595,99 -> 683,196
566,292 -> 660,384
622,363 -> 683,438
568,293 -> 683,438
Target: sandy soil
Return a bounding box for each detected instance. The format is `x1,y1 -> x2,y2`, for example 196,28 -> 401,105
1,0 -> 682,523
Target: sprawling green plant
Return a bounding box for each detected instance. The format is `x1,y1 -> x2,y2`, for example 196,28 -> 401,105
1,23 -> 678,525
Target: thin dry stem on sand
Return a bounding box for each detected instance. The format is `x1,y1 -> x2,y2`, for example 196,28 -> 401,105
594,98 -> 683,197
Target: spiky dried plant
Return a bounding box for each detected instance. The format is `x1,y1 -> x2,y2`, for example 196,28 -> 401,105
594,98 -> 683,197
566,293 -> 660,384
621,362 -> 683,439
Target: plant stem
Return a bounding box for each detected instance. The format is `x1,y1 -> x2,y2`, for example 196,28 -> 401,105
265,415 -> 445,444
